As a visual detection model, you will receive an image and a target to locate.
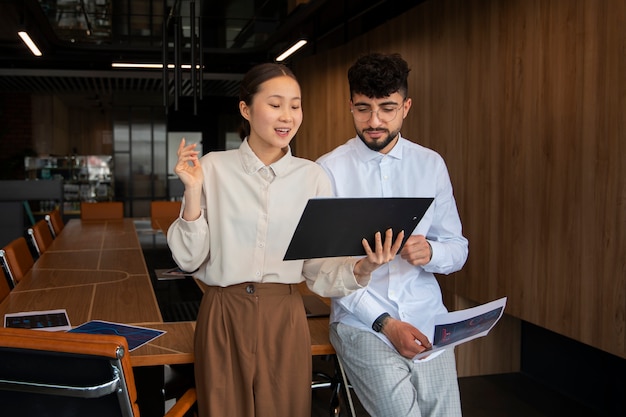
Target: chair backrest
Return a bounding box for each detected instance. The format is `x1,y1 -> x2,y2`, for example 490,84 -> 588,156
0,327 -> 140,417
27,219 -> 55,256
81,202 -> 124,220
45,208 -> 65,238
0,267 -> 10,303
0,236 -> 35,288
150,201 -> 182,230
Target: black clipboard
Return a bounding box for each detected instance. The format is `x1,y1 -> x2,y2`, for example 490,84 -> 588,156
283,197 -> 434,260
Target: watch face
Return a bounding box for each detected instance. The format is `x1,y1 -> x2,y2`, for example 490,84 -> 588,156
372,313 -> 390,332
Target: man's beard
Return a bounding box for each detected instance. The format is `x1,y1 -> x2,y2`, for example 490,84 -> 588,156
357,128 -> 399,152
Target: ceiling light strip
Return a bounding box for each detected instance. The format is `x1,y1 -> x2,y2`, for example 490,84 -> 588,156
112,63 -> 202,69
275,40 -> 307,62
18,32 -> 42,57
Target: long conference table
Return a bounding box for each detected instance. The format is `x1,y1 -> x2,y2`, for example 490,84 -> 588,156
0,218 -> 337,365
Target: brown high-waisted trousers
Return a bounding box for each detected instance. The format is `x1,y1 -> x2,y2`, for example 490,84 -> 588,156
194,282 -> 312,417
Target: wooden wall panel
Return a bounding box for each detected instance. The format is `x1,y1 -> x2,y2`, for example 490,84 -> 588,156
294,49 -> 356,157
68,107 -> 113,155
294,0 -> 625,363
32,95 -> 70,156
453,294 -> 521,377
32,95 -> 112,156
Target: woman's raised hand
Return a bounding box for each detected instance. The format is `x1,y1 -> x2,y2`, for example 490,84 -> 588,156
353,229 -> 405,280
174,138 -> 203,189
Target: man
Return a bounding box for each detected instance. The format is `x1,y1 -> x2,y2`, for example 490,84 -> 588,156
317,52 -> 469,417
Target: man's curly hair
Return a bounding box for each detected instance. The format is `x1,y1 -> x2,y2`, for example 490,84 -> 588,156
348,53 -> 410,99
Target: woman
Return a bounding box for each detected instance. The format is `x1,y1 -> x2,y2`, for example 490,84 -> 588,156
167,62 -> 402,417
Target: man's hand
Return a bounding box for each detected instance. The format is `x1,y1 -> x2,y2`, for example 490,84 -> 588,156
399,234 -> 432,266
381,318 -> 432,359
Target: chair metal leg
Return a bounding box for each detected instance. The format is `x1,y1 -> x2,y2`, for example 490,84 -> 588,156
335,355 -> 356,417
328,376 -> 341,416
313,354 -> 357,417
324,355 -> 356,417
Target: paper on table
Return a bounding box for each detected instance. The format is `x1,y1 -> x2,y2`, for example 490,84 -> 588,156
155,267 -> 189,280
4,309 -> 71,332
414,297 -> 507,360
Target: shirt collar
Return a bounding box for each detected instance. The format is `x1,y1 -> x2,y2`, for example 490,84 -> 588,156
353,133 -> 404,162
239,137 -> 292,177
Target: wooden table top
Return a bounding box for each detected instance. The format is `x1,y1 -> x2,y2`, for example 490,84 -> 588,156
152,216 -> 176,235
297,282 -> 335,356
0,219 -> 193,366
1,218 -> 335,366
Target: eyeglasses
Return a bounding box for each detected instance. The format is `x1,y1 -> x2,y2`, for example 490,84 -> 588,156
351,105 -> 402,123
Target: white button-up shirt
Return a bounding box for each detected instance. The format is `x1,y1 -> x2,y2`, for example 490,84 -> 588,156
167,139 -> 367,298
317,135 -> 469,357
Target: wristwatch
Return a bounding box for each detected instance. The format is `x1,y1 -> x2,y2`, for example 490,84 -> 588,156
372,312 -> 391,333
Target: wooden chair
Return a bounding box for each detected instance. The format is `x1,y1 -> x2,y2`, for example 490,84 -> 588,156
45,207 -> 65,237
0,267 -> 10,303
81,201 -> 124,220
150,201 -> 182,231
27,218 -> 55,257
0,236 -> 35,288
0,327 -> 197,417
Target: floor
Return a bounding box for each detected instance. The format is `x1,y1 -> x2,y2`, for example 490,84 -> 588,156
310,355 -> 605,417
137,221 -> 603,417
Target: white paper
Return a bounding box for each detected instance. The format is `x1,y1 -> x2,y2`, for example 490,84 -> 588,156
155,267 -> 189,280
4,309 -> 71,332
414,297 -> 507,360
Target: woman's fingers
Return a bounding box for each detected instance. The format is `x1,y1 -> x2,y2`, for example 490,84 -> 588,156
362,236 -> 374,257
175,139 -> 200,170
391,230 -> 405,255
357,229 -> 405,277
177,137 -> 186,155
364,229 -> 404,265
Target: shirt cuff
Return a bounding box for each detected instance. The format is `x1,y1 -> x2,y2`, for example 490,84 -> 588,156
175,210 -> 206,232
344,257 -> 370,290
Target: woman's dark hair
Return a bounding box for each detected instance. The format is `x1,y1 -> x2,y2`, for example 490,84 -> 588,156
348,53 -> 410,99
238,62 -> 298,140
